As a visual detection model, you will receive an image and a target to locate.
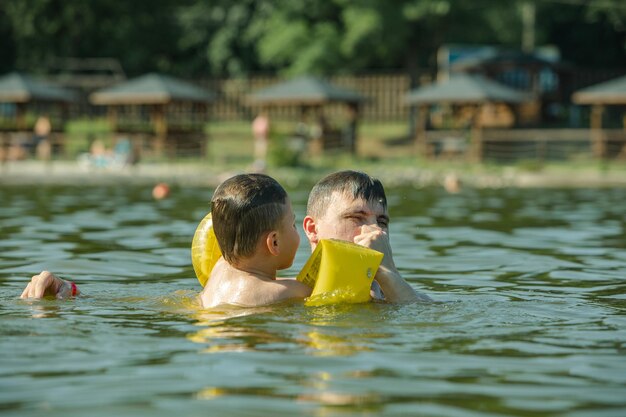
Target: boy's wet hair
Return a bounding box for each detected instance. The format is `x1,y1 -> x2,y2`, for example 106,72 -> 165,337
306,170 -> 387,218
211,174 -> 287,264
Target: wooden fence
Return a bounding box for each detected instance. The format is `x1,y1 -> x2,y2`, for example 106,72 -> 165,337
53,68 -> 625,124
66,74 -> 415,123
422,128 -> 626,162
2,128 -> 625,163
196,73 -> 415,123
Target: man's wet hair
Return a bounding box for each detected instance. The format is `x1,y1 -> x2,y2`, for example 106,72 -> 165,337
306,170 -> 387,218
211,174 -> 287,264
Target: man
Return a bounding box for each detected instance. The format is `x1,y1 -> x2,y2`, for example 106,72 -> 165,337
303,170 -> 430,302
20,170 -> 430,303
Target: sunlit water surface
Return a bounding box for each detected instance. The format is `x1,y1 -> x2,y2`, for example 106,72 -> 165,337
1,184 -> 625,417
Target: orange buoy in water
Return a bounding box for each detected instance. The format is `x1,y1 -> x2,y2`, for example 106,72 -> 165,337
152,183 -> 170,200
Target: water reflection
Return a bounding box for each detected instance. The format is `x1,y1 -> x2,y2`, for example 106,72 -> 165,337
187,304 -> 382,357
20,300 -> 63,319
189,307 -> 286,353
187,303 -> 401,412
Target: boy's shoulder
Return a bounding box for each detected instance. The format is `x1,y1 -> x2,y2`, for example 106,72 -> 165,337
199,261 -> 248,308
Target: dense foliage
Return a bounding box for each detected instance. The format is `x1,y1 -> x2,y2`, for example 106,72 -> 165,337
0,0 -> 624,77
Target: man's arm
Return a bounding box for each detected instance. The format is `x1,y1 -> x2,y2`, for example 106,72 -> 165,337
354,225 -> 431,303
374,264 -> 432,303
20,271 -> 80,299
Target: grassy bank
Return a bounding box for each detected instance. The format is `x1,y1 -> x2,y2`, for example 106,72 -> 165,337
6,118 -> 622,189
61,119 -> 411,161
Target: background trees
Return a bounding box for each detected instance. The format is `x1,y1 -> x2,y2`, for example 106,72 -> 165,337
0,0 -> 624,77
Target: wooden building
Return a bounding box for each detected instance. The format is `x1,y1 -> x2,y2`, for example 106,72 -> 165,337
573,74 -> 626,159
0,72 -> 75,158
90,73 -> 215,157
248,76 -> 365,155
405,74 -> 531,161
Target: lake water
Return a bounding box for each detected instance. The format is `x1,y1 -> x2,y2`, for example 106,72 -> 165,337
1,183 -> 625,417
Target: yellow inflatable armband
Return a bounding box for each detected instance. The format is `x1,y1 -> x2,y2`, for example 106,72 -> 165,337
297,239 -> 383,306
191,212 -> 222,287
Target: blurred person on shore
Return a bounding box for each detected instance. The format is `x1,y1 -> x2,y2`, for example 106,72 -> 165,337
251,112 -> 270,172
31,115 -> 51,157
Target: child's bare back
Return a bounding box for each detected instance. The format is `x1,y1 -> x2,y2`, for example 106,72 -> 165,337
200,258 -> 310,308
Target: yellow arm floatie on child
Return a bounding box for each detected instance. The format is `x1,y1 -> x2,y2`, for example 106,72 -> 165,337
297,239 -> 383,306
191,212 -> 222,287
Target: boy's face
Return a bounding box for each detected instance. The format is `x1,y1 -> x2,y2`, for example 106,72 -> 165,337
276,200 -> 300,269
313,191 -> 389,244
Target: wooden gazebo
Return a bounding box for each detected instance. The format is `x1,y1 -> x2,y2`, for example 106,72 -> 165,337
572,74 -> 626,159
405,74 -> 531,161
90,73 -> 216,157
450,51 -> 570,124
248,76 -> 365,155
0,72 -> 75,158
0,72 -> 74,131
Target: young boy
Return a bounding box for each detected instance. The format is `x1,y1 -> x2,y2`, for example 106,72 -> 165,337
199,173 -> 311,308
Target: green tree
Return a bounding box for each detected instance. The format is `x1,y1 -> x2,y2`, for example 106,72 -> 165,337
541,0 -> 626,68
0,0 -> 623,77
0,7 -> 17,73
2,0 -> 189,76
176,0 -> 262,76
252,0 -> 535,75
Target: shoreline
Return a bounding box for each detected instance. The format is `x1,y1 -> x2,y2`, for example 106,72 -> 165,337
1,160 -> 626,189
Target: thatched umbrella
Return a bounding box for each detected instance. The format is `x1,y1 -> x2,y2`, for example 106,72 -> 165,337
573,74 -> 626,105
572,74 -> 626,159
90,73 -> 215,105
0,72 -> 75,130
248,76 -> 365,154
249,76 -> 364,106
405,74 -> 531,160
90,73 -> 215,155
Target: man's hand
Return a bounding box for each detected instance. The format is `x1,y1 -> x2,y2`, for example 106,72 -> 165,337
353,224 -> 397,271
20,271 -> 78,299
354,225 -> 431,303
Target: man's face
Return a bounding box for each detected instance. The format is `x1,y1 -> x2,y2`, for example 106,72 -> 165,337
313,191 -> 389,244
